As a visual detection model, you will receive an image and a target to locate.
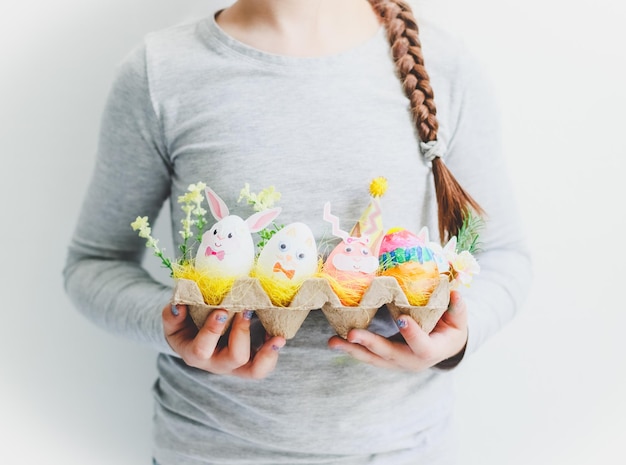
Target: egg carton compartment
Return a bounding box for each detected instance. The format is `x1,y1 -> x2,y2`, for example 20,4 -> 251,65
172,276 -> 451,339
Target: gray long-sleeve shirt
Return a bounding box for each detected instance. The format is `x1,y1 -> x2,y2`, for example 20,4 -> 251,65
64,13 -> 531,465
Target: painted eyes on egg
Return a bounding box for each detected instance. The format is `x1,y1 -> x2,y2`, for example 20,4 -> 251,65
343,246 -> 370,256
212,228 -> 233,239
278,241 -> 307,260
213,228 -> 233,239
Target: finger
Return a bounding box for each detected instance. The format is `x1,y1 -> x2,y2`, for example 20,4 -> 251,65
393,316 -> 437,363
329,331 -> 411,369
436,290 -> 468,332
184,309 -> 230,365
163,303 -> 189,335
163,304 -> 199,352
327,335 -> 350,351
220,311 -> 254,368
327,334 -> 361,358
237,336 -> 286,379
347,329 -> 397,361
427,291 -> 469,359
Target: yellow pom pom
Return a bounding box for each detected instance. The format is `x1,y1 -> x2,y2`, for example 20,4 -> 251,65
369,177 -> 388,198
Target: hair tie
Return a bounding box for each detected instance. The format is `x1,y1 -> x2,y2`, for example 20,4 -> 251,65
420,140 -> 446,164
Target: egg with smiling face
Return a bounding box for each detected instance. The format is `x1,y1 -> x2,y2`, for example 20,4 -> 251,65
255,222 -> 319,283
195,215 -> 255,277
323,237 -> 378,278
321,236 -> 379,306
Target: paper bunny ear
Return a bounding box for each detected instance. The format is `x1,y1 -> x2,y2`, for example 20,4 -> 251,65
205,187 -> 229,220
416,226 -> 429,243
246,207 -> 282,233
323,202 -> 350,242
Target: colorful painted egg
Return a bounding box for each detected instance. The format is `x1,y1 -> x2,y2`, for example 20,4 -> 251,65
379,227 -> 441,306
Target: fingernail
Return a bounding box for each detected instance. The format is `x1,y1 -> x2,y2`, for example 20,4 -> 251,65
396,318 -> 408,329
171,305 -> 179,317
216,314 -> 228,324
449,291 -> 461,309
272,344 -> 282,352
243,310 -> 254,320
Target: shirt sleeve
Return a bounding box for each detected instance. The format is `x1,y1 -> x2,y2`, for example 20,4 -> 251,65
443,54 -> 533,357
63,43 -> 176,354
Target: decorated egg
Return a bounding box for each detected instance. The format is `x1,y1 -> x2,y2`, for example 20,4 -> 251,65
184,186 -> 281,306
253,222 -> 319,307
323,237 -> 379,277
321,201 -> 379,305
194,186 -> 281,277
255,222 -> 319,283
379,227 -> 441,306
195,215 -> 256,277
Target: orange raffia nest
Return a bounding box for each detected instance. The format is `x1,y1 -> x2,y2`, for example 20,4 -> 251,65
172,262 -> 236,306
380,262 -> 441,306
319,271 -> 374,307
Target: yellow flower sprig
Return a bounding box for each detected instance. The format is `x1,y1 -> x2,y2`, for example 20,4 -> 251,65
238,183 -> 283,252
238,183 -> 281,212
131,182 -> 282,272
131,216 -> 174,274
177,182 -> 207,263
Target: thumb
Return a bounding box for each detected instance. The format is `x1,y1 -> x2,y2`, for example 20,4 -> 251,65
439,290 -> 468,330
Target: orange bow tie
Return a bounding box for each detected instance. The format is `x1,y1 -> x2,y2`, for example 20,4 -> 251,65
273,261 -> 295,280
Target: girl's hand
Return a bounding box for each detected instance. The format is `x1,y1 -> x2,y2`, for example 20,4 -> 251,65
163,304 -> 286,379
327,291 -> 468,371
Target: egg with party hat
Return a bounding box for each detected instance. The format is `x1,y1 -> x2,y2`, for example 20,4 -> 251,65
321,201 -> 379,306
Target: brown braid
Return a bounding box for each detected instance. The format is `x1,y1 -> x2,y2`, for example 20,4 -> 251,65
368,0 -> 484,242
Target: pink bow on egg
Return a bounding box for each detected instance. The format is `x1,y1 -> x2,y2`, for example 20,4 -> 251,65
205,246 -> 225,261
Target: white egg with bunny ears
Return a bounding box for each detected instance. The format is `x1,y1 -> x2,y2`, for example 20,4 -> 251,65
255,222 -> 318,282
195,186 -> 281,277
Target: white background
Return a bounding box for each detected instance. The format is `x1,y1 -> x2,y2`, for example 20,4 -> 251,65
1,1 -> 624,464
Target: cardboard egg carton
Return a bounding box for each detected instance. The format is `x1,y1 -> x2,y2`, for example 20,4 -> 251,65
172,276 -> 451,339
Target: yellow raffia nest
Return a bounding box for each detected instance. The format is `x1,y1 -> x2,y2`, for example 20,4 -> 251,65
172,263 -> 236,306
250,258 -> 324,307
249,270 -> 303,307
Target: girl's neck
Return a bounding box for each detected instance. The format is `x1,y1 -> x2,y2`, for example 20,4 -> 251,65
215,0 -> 380,57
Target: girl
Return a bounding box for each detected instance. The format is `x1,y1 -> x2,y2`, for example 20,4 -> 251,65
64,1 -> 531,463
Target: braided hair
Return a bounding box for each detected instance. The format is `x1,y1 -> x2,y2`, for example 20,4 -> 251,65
368,0 -> 484,242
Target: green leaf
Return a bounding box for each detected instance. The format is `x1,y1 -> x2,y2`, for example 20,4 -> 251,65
456,210 -> 485,253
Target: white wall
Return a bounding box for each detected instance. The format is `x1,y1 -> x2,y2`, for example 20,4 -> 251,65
1,1 -> 623,464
